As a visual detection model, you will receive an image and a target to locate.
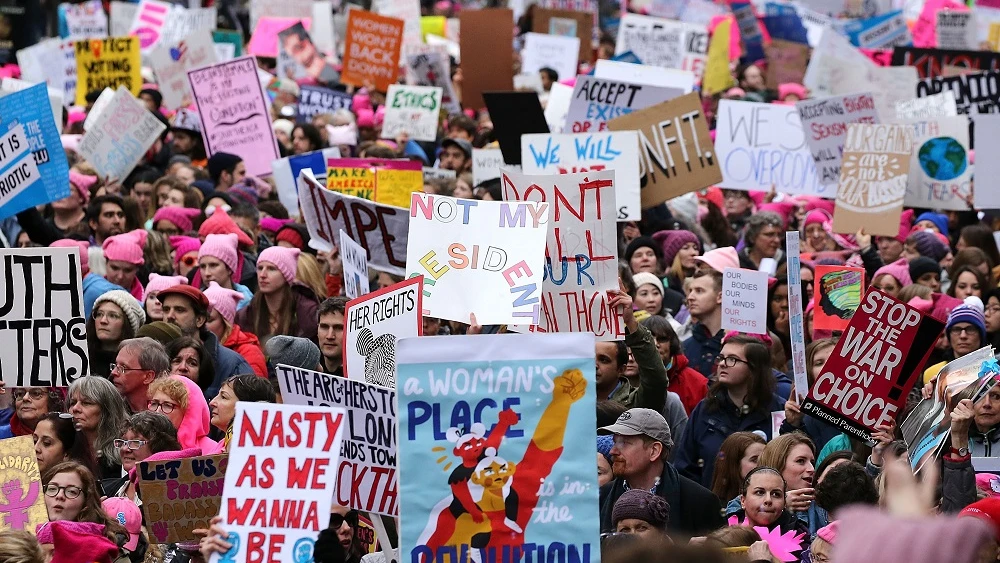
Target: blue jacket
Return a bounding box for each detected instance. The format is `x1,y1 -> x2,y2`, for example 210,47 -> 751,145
774,369 -> 792,403
674,391 -> 786,488
82,274 -> 126,318
726,494 -> 828,537
682,323 -> 724,379
203,330 -> 253,401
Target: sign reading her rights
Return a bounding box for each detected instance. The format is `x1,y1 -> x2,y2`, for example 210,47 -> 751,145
813,265 -> 865,332
396,332 -> 599,563
900,116 -> 971,211
606,92 -> 720,209
721,268 -> 769,334
380,85 -> 442,143
405,193 -> 548,325
78,87 -> 167,182
74,36 -> 141,106
502,169 -> 624,340
832,123 -> 913,237
520,132 -> 641,221
800,289 -> 944,441
564,76 -> 683,134
327,157 -> 423,209
275,365 -> 398,516
341,10 -> 404,92
343,276 -> 422,388
0,436 -> 47,533
214,402 -> 346,563
138,455 -> 228,544
796,92 -> 880,186
0,248 -> 88,387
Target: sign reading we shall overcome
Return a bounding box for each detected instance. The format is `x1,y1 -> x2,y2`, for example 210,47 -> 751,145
275,365 -> 398,516
344,276 -> 422,388
139,455 -> 228,544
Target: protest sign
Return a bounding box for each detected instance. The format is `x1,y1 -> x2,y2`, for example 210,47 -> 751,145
17,39 -> 73,100
396,332 -> 598,563
272,148 -> 342,217
60,0 -> 108,41
78,87 -> 166,182
916,70 -> 1000,115
215,402 -> 346,563
341,11 -> 404,92
606,93 -> 720,208
616,14 -> 688,71
299,170 -> 408,276
405,193 -> 548,325
594,59 -> 696,93
531,8 -> 593,61
460,9 -> 514,109
0,436 -> 47,533
372,0 -> 421,53
380,85 -> 442,143
109,1 -> 136,37
188,56 -> 280,178
520,132 -> 641,221
895,90 -> 959,119
484,92 -> 551,166
765,39 -> 810,89
296,85 -> 353,123
423,168 -> 456,182
544,83 -> 573,134
974,113 -> 1000,208
703,18 -> 735,95
714,99 -> 826,197
74,37 -> 141,106
0,79 -> 63,133
149,29 -> 217,110
129,0 -> 171,52
0,248 -> 88,386
343,277 -> 422,386
842,10 -> 912,48
721,268 -> 769,334
805,26 -> 875,97
786,232 -> 808,401
891,46 -> 1000,79
564,76 -> 683,134
340,230 -> 370,300
937,11 -> 977,49
801,289 -> 944,440
473,148 -> 505,187
158,6 -> 217,48
139,455 -> 227,544
250,0 -> 312,28
213,30 -> 243,58
733,2 -> 766,61
502,169 -> 623,340
276,365 -> 397,516
796,93 -> 880,186
327,158 -> 423,209
813,265 -> 865,331
521,33 -> 580,85
832,124 -> 913,237
247,17 -> 309,58
901,116 -> 971,211
870,66 -> 920,122
404,50 -> 460,115
276,22 -> 339,85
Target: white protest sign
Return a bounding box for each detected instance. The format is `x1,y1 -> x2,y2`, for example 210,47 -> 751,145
520,131 -> 641,221
594,59 -> 695,93
214,43 -> 236,62
714,99 -> 826,197
214,402 -> 346,563
901,116 -> 971,211
63,0 -> 108,41
937,11 -> 976,50
796,92 -> 880,186
339,230 -> 370,300
372,0 -> 421,53
521,32 -> 580,84
310,1 -> 336,56
503,169 -> 624,340
250,0 -> 312,28
0,125 -> 41,219
564,76 -> 683,134
616,14 -> 707,80
805,26 -> 875,98
425,34 -> 460,62
786,231 -> 808,401
380,85 -> 442,143
721,268 -> 769,334
472,148 -> 505,187
149,29 -> 218,110
0,248 -> 88,386
404,49 -> 460,115
271,148 -> 341,217
343,277 -> 422,387
159,6 -> 217,46
16,39 -> 76,105
514,73 -> 544,93
895,91 -> 959,120
83,88 -> 115,131
974,114 -> 1000,208
869,65 -> 919,123
78,87 -> 167,182
109,1 -> 138,38
544,82 -> 574,133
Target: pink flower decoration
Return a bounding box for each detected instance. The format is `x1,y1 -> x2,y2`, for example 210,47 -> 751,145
726,515 -> 805,562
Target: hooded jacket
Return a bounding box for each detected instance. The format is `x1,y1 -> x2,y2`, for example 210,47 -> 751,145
172,375 -> 219,452
224,324 -> 267,377
667,353 -> 709,415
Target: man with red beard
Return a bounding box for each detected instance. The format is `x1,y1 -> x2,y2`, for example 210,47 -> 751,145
597,408 -> 722,537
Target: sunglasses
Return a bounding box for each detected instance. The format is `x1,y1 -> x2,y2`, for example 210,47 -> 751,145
330,510 -> 359,529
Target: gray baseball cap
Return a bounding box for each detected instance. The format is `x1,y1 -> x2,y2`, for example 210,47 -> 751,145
599,408 -> 673,447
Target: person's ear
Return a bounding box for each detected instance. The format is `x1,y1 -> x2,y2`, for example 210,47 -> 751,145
143,370 -> 155,385
648,441 -> 662,462
196,314 -> 207,329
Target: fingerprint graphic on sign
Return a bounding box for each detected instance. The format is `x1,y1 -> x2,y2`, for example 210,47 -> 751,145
357,327 -> 396,388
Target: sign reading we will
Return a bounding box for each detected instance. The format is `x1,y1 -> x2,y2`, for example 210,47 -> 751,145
796,92 -> 880,186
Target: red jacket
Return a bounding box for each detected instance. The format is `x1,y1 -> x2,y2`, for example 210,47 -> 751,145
668,354 -> 709,416
224,324 -> 268,377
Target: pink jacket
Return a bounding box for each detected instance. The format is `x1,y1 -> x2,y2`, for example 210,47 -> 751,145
173,376 -> 218,452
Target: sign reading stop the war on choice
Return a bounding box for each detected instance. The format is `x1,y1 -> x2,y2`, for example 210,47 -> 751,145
800,289 -> 944,441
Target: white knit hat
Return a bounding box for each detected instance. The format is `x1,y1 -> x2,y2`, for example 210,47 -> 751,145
93,289 -> 146,334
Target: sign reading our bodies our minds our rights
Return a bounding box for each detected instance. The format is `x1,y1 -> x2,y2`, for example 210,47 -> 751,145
396,332 -> 599,563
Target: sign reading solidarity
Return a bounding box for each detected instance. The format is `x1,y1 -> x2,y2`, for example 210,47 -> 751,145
0,436 -> 47,533
343,276 -> 423,388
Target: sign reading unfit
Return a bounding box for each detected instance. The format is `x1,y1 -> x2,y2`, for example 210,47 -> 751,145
139,455 -> 228,544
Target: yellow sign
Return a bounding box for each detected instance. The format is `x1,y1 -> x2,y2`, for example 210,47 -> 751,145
703,18 -> 735,96
421,16 -> 447,40
327,166 -> 376,200
376,168 -> 423,208
990,22 -> 1000,51
75,37 -> 142,106
0,436 -> 48,534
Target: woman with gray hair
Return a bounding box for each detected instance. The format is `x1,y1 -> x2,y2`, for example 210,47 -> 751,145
738,211 -> 785,271
67,376 -> 129,480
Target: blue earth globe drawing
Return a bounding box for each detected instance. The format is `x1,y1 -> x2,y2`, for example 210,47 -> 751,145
918,136 -> 967,181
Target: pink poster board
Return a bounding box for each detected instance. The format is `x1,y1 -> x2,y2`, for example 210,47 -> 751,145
246,17 -> 311,58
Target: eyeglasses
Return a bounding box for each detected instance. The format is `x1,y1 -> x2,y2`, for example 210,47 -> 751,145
110,363 -> 147,375
715,356 -> 749,368
330,510 -> 359,529
147,400 -> 177,414
987,306 -> 1000,315
43,484 -> 82,499
205,204 -> 231,217
949,325 -> 977,336
114,439 -> 148,450
94,310 -> 123,321
13,389 -> 47,401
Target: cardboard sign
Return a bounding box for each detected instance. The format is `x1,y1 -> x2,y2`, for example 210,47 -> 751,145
381,85 -> 442,143
460,9 -> 514,110
502,169 -> 623,340
299,170 -> 408,275
327,158 -> 423,209
531,8 -> 593,61
843,10 -> 912,48
60,0 -> 108,41
916,70 -> 1000,115
272,148 -> 342,217
340,230 -> 370,300
895,90 -> 959,119
188,56 -> 280,178
276,365 -> 398,516
714,99 -> 826,197
472,148 -> 506,187
703,18 -> 735,95
74,37 -> 141,105
78,87 -> 166,182
341,10 -> 404,92
937,11 -> 977,49
0,436 -> 47,533
149,29 -> 218,110
0,248 -> 88,386
564,76 -> 683,134
405,193 -> 548,325
973,113 -> 1000,208
404,50 -> 460,115
765,39 -> 810,89
796,93 -> 880,186
483,92 -> 550,166
129,0 -> 171,52
832,124 -> 913,237
521,33 -> 580,85
813,265 -> 865,331
396,332 -> 598,563
901,116 -> 971,211
786,232 -> 808,401
520,132 -> 641,221
721,268 -> 769,334
216,402 -> 346,562
343,277 -> 422,387
606,92 -> 720,208
801,289 -> 944,440
296,85 -> 353,123
139,455 -> 227,544
891,46 -> 1000,79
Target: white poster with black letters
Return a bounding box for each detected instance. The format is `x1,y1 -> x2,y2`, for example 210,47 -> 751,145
342,276 -> 423,388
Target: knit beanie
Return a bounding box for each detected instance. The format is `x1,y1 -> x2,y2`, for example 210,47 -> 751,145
102,230 -> 147,265
909,231 -> 949,262
266,335 -> 321,370
198,233 -> 240,276
631,272 -> 663,296
260,217 -> 292,234
908,256 -> 941,282
914,211 -> 950,237
960,497 -> 1000,541
778,82 -> 808,101
198,208 -> 254,248
596,435 -> 613,462
229,182 -> 259,208
946,296 -> 987,343
93,289 -> 146,333
37,521 -> 119,563
272,118 -> 294,137
873,258 -> 912,287
136,321 -> 183,347
169,236 -> 202,266
203,281 -> 244,326
624,236 -> 663,265
69,169 -> 97,203
652,230 -> 701,267
152,206 -> 201,233
207,152 -> 242,185
610,489 -> 670,530
258,246 -> 300,285
816,520 -> 838,544
803,209 -> 830,228
51,239 -> 90,274
276,224 -> 308,251
835,507 -> 992,563
143,273 -> 188,301
695,246 -> 740,273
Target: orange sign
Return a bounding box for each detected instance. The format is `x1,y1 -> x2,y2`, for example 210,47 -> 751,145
341,11 -> 405,92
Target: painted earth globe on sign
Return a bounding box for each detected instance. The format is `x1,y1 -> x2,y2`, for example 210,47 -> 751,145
918,136 -> 967,181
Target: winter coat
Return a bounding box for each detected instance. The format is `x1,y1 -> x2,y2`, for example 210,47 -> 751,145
667,354 -> 709,415
682,322 -> 724,379
202,330 -> 253,400
234,282 -> 320,345
224,324 -> 267,377
607,323 -> 667,411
